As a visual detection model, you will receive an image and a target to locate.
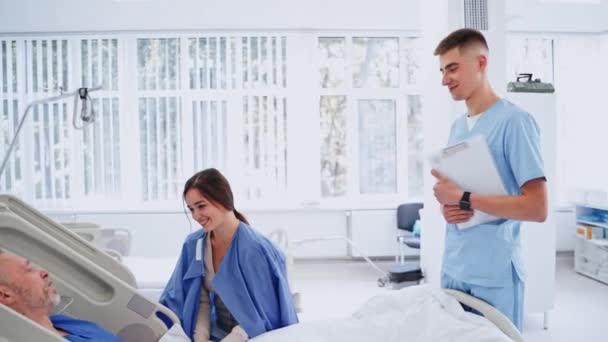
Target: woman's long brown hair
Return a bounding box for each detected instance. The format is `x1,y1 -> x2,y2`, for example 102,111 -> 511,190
183,168 -> 249,224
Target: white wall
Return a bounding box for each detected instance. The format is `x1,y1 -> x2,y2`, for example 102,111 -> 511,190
48,209 -> 352,258
4,0 -> 608,34
0,0 -> 419,33
507,0 -> 608,33
555,34 -> 608,195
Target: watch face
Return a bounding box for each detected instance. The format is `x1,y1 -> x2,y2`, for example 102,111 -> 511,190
459,200 -> 470,210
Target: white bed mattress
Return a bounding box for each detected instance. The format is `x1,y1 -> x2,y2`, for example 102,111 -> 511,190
252,284 -> 513,342
121,256 -> 178,299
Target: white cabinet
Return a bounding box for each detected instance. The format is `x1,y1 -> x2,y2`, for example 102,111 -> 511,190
574,203 -> 608,284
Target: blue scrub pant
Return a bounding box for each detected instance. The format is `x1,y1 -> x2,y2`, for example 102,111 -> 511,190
440,266 -> 524,332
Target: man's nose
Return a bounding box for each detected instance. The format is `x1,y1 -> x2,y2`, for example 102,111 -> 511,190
442,74 -> 450,86
40,269 -> 49,279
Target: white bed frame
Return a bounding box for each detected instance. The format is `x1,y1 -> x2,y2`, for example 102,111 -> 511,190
0,304 -> 64,342
0,195 -> 178,342
444,289 -> 523,342
270,228 -> 523,342
0,195 -> 136,286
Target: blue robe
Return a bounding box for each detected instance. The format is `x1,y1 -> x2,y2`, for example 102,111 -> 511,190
160,221 -> 298,340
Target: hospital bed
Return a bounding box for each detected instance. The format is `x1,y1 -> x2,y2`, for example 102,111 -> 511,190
0,195 -> 179,342
252,285 -> 523,342
0,194 -> 522,342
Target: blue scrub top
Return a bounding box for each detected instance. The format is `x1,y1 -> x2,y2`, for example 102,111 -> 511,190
442,99 -> 545,287
50,314 -> 123,342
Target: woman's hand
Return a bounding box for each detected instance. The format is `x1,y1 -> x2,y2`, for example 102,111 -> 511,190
221,325 -> 248,342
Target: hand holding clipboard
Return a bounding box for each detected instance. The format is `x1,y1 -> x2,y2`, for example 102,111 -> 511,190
429,135 -> 508,229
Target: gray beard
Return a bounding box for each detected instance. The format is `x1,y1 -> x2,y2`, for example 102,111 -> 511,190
51,293 -> 61,306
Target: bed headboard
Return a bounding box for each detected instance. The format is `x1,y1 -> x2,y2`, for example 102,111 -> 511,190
0,195 -> 136,286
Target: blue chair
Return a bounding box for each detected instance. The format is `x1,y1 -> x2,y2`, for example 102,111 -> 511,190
396,202 -> 423,251
387,203 -> 423,285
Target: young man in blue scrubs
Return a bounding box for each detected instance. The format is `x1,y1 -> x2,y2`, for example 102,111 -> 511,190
430,28 -> 548,331
0,250 -> 122,341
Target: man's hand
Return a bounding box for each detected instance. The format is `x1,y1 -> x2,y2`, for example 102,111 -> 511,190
441,204 -> 474,224
431,169 -> 464,205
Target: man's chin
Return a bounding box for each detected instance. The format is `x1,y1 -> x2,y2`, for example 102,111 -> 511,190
450,93 -> 465,101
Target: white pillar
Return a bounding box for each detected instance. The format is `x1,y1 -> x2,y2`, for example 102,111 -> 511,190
419,0 -> 452,287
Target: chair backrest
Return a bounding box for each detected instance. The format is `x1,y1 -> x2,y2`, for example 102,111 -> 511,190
396,203 -> 423,232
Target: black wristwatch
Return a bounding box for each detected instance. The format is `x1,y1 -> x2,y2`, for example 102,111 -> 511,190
459,191 -> 472,211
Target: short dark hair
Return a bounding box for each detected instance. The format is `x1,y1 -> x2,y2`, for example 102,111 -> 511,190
434,28 -> 488,56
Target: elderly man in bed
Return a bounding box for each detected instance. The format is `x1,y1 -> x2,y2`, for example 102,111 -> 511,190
0,249 -> 123,342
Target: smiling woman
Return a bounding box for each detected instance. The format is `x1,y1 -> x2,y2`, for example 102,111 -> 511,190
160,168 -> 299,341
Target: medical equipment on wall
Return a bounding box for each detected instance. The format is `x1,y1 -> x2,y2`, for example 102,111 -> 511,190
0,85 -> 102,179
507,73 -> 555,93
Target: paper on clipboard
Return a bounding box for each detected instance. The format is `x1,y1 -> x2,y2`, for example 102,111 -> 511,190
429,135 -> 508,230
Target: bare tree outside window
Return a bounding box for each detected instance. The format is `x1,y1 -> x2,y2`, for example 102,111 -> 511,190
319,38 -> 346,88
320,95 -> 347,197
407,95 -> 423,197
358,99 -> 397,194
353,37 -> 399,88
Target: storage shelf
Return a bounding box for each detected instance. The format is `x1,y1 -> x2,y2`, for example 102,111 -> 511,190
575,269 -> 608,286
577,219 -> 608,229
575,203 -> 608,286
574,202 -> 608,211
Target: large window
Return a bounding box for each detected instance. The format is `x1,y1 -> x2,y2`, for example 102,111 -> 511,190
0,39 -> 22,197
318,36 -> 423,201
0,32 -> 422,210
81,38 -> 121,199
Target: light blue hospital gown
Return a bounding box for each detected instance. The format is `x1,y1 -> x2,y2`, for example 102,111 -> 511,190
440,98 -> 545,331
51,314 -> 123,341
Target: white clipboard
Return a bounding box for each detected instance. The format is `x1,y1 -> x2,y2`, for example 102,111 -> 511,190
429,135 -> 508,229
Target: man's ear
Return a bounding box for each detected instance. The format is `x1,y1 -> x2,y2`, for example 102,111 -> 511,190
478,54 -> 488,71
0,285 -> 15,305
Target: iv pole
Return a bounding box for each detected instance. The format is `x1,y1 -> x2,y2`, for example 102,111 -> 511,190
0,85 -> 102,179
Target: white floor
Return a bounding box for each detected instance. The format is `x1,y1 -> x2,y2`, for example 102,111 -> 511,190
292,254 -> 608,342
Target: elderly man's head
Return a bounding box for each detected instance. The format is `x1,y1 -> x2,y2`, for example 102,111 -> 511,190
0,249 -> 60,316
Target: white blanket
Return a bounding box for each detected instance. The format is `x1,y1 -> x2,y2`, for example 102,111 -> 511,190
252,285 -> 512,342
158,324 -> 190,342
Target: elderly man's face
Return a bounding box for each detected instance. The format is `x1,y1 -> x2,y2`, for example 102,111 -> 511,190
0,252 -> 59,313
